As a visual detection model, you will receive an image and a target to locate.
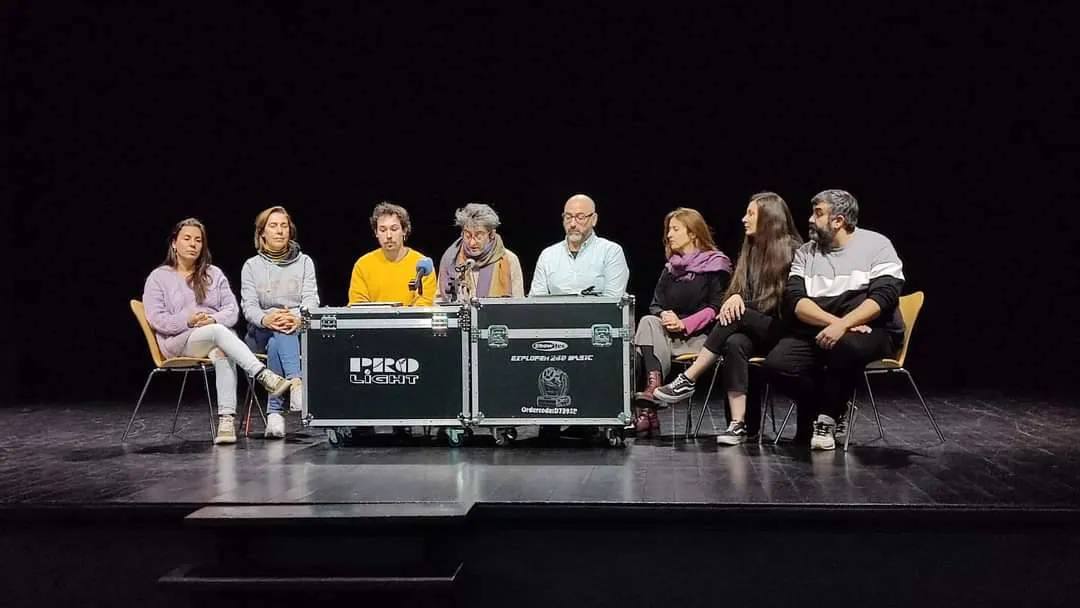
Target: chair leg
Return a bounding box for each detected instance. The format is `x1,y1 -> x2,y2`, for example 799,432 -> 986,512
903,369 -> 945,443
670,392 -> 677,443
757,383 -> 770,445
848,396 -> 860,437
243,378 -> 266,437
122,370 -> 158,442
169,371 -> 190,435
843,393 -> 857,452
202,365 -> 217,440
249,392 -> 267,435
775,401 -> 796,446
682,366 -> 693,441
769,394 -> 778,434
692,362 -> 720,438
253,391 -> 267,424
863,373 -> 886,442
243,380 -> 254,436
683,399 -> 693,440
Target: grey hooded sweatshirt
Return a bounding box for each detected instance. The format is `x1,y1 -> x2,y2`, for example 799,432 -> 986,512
240,242 -> 320,328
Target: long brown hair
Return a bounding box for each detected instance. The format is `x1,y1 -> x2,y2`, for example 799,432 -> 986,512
253,205 -> 298,251
163,218 -> 213,304
724,193 -> 803,314
663,207 -> 718,258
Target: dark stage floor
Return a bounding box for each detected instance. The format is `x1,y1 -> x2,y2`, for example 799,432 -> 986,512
3,389 -> 1079,510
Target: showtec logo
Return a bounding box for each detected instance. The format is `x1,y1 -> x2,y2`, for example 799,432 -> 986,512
349,357 -> 421,385
531,340 -> 568,352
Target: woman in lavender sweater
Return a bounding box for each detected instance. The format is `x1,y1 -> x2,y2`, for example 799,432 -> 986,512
142,218 -> 293,445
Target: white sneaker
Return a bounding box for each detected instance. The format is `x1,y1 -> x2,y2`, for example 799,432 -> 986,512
289,378 -> 303,413
256,368 -> 291,397
214,415 -> 237,445
265,413 -> 286,439
810,414 -> 837,451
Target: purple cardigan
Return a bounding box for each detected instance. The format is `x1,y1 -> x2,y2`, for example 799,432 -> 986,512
142,265 -> 239,359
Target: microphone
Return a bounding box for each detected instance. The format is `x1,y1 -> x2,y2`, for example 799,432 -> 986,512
409,257 -> 435,295
455,259 -> 476,273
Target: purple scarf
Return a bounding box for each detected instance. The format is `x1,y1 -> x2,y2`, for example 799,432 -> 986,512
665,249 -> 732,281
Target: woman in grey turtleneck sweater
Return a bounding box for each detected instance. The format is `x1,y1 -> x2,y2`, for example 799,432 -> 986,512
240,206 -> 320,439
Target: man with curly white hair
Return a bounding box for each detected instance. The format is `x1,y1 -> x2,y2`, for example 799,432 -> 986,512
437,202 -> 525,302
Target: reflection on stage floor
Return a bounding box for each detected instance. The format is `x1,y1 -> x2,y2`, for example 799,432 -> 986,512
2,390 -> 1078,510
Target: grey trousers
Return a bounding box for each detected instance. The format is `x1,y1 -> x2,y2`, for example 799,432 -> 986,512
633,315 -> 707,379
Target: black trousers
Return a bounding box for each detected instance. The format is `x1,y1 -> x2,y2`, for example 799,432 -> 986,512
763,330 -> 900,431
701,308 -> 781,396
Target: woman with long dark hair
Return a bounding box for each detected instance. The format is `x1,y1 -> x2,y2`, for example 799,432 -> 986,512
632,207 -> 732,435
142,218 -> 294,445
653,192 -> 803,445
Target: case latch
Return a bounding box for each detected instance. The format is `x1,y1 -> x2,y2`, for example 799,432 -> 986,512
321,315 -> 337,336
431,312 -> 448,337
487,325 -> 509,348
591,324 -> 614,347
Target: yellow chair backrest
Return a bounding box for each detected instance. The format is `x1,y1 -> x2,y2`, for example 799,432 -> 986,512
893,291 -> 924,368
131,299 -> 167,368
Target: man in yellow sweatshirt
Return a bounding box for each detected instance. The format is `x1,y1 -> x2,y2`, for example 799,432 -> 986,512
348,202 -> 438,306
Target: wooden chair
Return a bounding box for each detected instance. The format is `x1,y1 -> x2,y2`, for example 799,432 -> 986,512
122,300 -> 217,442
843,291 -> 945,450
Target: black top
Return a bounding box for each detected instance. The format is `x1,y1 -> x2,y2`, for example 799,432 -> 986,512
648,268 -> 730,334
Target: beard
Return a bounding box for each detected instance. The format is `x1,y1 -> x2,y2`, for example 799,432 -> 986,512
808,223 -> 836,248
566,229 -> 588,244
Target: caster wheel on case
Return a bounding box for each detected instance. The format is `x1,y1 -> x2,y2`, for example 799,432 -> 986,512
495,427 -> 516,447
447,428 -> 464,447
606,427 -> 626,448
326,428 -> 342,447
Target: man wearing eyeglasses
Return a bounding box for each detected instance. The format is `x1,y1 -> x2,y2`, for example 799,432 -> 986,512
529,194 -> 630,443
529,194 -> 630,297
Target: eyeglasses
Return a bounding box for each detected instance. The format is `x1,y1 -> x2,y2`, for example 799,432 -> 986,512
462,229 -> 490,242
562,212 -> 595,223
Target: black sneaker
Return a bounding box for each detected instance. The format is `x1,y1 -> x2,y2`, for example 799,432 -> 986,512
653,373 -> 696,404
835,410 -> 849,439
716,420 -> 748,446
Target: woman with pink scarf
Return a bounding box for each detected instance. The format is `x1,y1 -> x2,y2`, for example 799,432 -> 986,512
632,208 -> 731,435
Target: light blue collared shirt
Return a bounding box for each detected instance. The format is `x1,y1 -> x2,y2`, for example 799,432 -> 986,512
528,232 -> 630,297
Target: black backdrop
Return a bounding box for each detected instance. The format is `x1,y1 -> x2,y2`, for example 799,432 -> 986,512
8,2 -> 1078,404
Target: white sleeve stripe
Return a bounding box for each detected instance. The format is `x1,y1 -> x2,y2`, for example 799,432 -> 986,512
869,261 -> 904,280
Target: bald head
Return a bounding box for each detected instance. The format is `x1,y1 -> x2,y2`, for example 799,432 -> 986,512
564,194 -> 595,215
562,194 -> 598,250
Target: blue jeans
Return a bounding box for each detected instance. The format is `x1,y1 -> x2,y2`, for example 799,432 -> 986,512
245,327 -> 301,413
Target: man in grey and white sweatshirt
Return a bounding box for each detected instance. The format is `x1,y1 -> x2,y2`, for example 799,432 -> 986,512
763,190 -> 906,451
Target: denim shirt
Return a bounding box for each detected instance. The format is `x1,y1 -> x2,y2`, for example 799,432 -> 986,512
528,232 -> 630,297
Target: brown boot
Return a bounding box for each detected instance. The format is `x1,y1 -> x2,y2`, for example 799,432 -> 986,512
634,371 -> 662,403
635,409 -> 653,434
